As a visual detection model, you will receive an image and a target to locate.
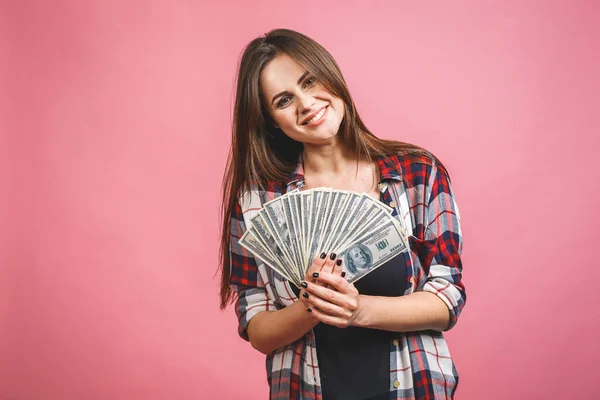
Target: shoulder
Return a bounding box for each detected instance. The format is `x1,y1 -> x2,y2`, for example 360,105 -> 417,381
389,150 -> 449,188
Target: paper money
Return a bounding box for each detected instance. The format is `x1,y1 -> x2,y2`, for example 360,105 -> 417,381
239,229 -> 295,282
237,188 -> 409,288
338,219 -> 409,283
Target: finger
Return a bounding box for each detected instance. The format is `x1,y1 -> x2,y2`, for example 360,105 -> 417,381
305,252 -> 328,282
307,306 -> 351,329
304,291 -> 349,317
318,252 -> 338,289
315,271 -> 355,294
299,294 -> 313,310
302,280 -> 347,307
320,252 -> 337,274
332,257 -> 344,276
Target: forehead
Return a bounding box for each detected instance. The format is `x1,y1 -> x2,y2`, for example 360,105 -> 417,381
260,54 -> 306,96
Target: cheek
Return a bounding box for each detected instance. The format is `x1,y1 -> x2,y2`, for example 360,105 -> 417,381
334,100 -> 346,120
275,111 -> 297,128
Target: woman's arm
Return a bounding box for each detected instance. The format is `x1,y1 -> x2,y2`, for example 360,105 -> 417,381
357,292 -> 451,331
247,301 -> 318,355
246,253 -> 341,354
304,275 -> 450,331
303,162 -> 465,333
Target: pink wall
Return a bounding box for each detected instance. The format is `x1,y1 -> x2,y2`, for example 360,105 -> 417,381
2,1 -> 599,399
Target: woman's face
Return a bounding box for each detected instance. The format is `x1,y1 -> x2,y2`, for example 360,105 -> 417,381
260,54 -> 345,145
348,247 -> 368,270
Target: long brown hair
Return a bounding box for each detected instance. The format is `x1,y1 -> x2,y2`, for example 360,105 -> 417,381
219,28 -> 438,309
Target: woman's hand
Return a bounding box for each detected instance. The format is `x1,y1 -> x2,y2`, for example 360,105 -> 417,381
301,255 -> 362,328
298,252 -> 336,309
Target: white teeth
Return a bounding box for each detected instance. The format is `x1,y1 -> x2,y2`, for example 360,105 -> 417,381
305,107 -> 326,125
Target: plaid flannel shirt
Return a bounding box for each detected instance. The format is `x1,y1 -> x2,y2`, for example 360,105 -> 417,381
229,152 -> 465,400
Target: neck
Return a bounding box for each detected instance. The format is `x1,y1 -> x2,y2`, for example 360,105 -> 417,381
301,136 -> 378,192
302,137 -> 356,175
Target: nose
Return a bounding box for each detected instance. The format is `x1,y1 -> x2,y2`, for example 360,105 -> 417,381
297,92 -> 316,113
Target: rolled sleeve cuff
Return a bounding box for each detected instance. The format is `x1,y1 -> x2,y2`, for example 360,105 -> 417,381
234,287 -> 276,341
421,267 -> 466,331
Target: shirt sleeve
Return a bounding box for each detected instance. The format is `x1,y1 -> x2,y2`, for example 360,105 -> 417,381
229,197 -> 276,341
419,163 -> 466,331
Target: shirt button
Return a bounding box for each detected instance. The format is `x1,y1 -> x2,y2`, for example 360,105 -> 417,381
389,201 -> 397,208
410,277 -> 415,284
393,339 -> 399,346
393,380 -> 401,388
378,183 -> 387,192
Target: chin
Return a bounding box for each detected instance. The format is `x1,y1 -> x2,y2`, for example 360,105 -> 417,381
282,122 -> 342,145
303,127 -> 342,145
285,133 -> 335,146
309,133 -> 338,145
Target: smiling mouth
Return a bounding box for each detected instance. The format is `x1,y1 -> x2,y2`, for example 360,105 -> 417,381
302,106 -> 327,125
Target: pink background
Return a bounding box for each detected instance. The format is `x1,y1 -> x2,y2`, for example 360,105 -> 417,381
2,1 -> 599,399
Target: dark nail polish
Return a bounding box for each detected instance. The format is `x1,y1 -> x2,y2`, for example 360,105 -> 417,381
341,271 -> 346,278
330,253 -> 337,260
312,272 -> 319,278
303,292 -> 309,298
320,252 -> 327,259
306,307 -> 312,313
336,259 -> 342,266
301,282 -> 308,288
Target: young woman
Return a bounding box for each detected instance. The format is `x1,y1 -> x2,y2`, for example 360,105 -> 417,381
219,28 -> 466,400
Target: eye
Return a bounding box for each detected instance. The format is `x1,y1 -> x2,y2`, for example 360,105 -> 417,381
277,95 -> 292,108
304,76 -> 317,87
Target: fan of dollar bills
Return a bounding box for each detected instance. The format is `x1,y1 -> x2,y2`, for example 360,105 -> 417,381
239,188 -> 410,289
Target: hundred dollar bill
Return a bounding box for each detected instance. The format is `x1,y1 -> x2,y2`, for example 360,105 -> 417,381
315,190 -> 341,253
238,228 -> 296,284
334,202 -> 382,252
330,193 -> 372,249
338,219 -> 409,283
261,196 -> 298,279
250,212 -> 298,281
300,191 -> 313,268
321,190 -> 348,254
307,189 -> 332,267
290,193 -> 304,269
324,191 -> 362,252
281,195 -> 303,275
350,216 -> 409,256
323,190 -> 352,253
336,206 -> 406,253
304,189 -> 322,269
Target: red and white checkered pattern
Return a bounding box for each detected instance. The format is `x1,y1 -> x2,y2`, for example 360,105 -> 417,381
229,152 -> 465,399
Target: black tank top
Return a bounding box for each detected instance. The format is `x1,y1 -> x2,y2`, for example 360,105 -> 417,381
291,252 -> 408,400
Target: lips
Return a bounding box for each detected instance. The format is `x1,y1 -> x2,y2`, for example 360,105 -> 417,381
301,106 -> 327,125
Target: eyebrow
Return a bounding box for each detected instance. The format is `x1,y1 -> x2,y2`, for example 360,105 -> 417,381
270,71 -> 310,106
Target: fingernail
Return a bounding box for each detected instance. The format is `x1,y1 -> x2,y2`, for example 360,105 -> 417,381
341,271 -> 346,278
312,272 -> 319,278
301,282 -> 308,288
329,253 -> 337,260
320,252 -> 327,259
303,292 -> 309,298
336,259 -> 342,266
306,307 -> 312,313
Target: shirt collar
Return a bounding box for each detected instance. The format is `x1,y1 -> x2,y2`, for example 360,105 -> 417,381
284,152 -> 403,187
375,153 -> 403,182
